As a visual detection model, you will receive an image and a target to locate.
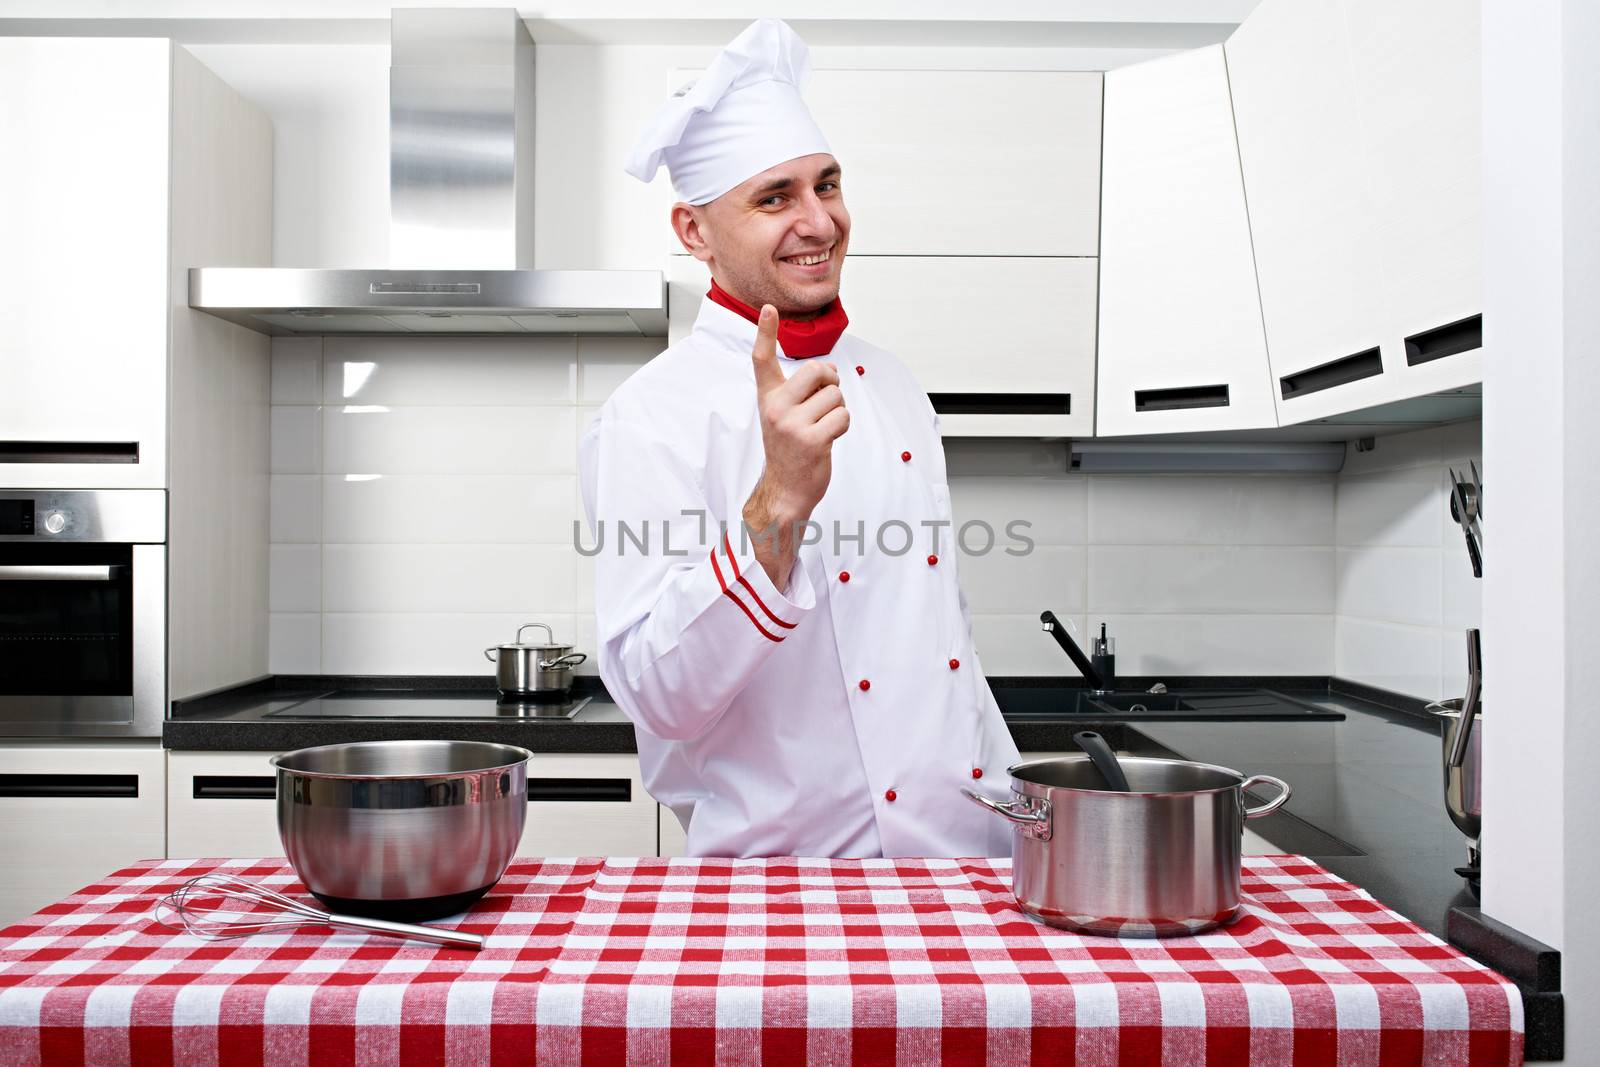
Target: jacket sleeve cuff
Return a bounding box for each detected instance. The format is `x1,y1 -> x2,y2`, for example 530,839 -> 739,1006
708,529 -> 815,641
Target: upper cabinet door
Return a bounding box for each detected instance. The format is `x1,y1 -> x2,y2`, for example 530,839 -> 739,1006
808,70 -> 1102,256
1226,0 -> 1391,425
0,39 -> 172,488
670,69 -> 1103,257
669,255 -> 1096,438
1347,0 -> 1482,395
1227,0 -> 1481,425
1096,45 -> 1277,437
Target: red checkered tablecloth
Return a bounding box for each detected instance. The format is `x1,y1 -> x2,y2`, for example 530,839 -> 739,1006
0,855 -> 1522,1066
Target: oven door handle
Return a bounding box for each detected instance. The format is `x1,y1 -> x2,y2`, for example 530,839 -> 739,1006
0,564 -> 120,581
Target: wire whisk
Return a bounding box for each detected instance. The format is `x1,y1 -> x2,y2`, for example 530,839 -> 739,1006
155,872 -> 484,951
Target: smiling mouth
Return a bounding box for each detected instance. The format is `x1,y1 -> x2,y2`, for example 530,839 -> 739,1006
779,247 -> 833,267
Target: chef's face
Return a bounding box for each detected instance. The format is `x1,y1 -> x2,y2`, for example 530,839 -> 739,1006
673,153 -> 850,318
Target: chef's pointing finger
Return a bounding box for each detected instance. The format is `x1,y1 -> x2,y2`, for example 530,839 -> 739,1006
751,304 -> 783,397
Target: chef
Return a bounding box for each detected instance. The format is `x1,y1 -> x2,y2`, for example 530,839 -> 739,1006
579,18 -> 1020,858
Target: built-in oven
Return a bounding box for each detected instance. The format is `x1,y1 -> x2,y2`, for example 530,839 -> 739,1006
0,490 -> 165,738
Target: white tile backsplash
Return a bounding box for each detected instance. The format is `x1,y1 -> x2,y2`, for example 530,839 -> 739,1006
1088,476 -> 1333,546
1333,421 -> 1481,698
268,544 -> 321,613
321,406 -> 578,475
321,474 -> 579,544
268,340 -> 1479,690
269,405 -> 321,474
1334,546 -> 1442,628
1088,545 -> 1335,615
321,543 -> 577,614
269,475 -> 321,543
321,612 -> 579,675
322,336 -> 579,406
268,612 -> 321,674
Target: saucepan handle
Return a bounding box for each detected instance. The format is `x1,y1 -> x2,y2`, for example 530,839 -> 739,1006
483,648 -> 499,663
1240,775 -> 1292,819
539,652 -> 587,670
962,789 -> 1052,840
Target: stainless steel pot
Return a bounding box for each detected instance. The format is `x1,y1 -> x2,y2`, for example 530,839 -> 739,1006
484,622 -> 587,697
272,740 -> 533,922
965,755 -> 1291,937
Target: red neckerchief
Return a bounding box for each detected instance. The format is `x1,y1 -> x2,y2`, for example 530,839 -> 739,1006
706,279 -> 849,358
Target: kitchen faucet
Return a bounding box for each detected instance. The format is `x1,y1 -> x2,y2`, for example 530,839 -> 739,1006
1039,611 -> 1111,694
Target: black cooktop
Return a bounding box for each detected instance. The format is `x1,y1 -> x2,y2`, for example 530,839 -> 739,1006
261,690 -> 594,721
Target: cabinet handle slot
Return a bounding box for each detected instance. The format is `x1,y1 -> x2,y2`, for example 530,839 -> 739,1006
193,776 -> 276,800
0,773 -> 139,798
1134,384 -> 1231,412
928,393 -> 1071,416
0,441 -> 140,464
1279,348 -> 1383,400
1405,314 -> 1482,366
527,778 -> 631,803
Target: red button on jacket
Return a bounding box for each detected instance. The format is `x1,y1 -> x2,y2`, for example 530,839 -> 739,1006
971,768 -> 983,779
855,365 -> 865,376
884,789 -> 897,802
901,451 -> 912,462
838,570 -> 850,583
927,554 -> 938,566
858,679 -> 871,691
949,658 -> 960,670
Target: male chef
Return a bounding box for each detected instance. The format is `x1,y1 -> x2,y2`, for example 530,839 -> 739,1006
578,19 -> 1020,858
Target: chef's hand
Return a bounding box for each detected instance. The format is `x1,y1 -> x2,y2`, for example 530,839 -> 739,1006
743,304 -> 849,591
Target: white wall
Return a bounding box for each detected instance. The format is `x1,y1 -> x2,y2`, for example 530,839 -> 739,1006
267,338 -> 1338,679
1481,0 -> 1600,1053
1332,420 -> 1482,700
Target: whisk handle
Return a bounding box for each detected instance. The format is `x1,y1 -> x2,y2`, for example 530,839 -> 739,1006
325,912 -> 485,951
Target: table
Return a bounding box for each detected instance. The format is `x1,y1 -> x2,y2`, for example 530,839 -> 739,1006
0,855 -> 1522,1066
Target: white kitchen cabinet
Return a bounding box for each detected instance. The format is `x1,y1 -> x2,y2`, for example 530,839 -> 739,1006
1345,0 -> 1482,397
667,68 -> 1101,257
669,255 -> 1096,438
0,743 -> 167,927
0,40 -> 171,487
0,39 -> 271,491
521,753 -> 658,857
167,751 -> 283,859
1096,45 -> 1277,436
1226,0 -> 1482,425
804,70 -> 1101,256
659,804 -> 689,859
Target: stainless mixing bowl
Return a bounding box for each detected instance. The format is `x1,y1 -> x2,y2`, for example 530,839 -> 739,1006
271,740 -> 533,921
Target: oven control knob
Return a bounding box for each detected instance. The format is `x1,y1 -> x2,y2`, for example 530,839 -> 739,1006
43,511 -> 67,534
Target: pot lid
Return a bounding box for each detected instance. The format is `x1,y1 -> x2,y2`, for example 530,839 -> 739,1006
495,622 -> 571,651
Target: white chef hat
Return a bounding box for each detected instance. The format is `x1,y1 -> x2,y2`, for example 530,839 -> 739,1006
624,19 -> 831,206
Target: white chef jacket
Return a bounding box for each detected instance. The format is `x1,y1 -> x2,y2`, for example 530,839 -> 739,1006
578,296 -> 1020,859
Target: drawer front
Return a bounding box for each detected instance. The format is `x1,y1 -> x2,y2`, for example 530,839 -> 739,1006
520,753 -> 656,858
167,750 -> 283,859
0,743 -> 166,925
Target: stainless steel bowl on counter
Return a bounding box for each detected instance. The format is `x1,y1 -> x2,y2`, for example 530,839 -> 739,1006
485,622 -> 587,699
965,755 -> 1291,937
272,740 -> 533,922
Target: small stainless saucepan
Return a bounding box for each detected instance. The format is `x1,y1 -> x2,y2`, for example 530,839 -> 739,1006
484,622 -> 587,698
966,754 -> 1291,937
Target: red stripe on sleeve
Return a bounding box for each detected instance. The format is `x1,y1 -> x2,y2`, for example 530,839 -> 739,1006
722,532 -> 797,630
710,548 -> 785,643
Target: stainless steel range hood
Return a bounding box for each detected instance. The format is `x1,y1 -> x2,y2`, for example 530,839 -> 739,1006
190,8 -> 665,337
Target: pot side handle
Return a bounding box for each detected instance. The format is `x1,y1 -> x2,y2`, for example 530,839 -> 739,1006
1241,775 -> 1292,819
962,788 -> 1052,840
484,648 -> 499,663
